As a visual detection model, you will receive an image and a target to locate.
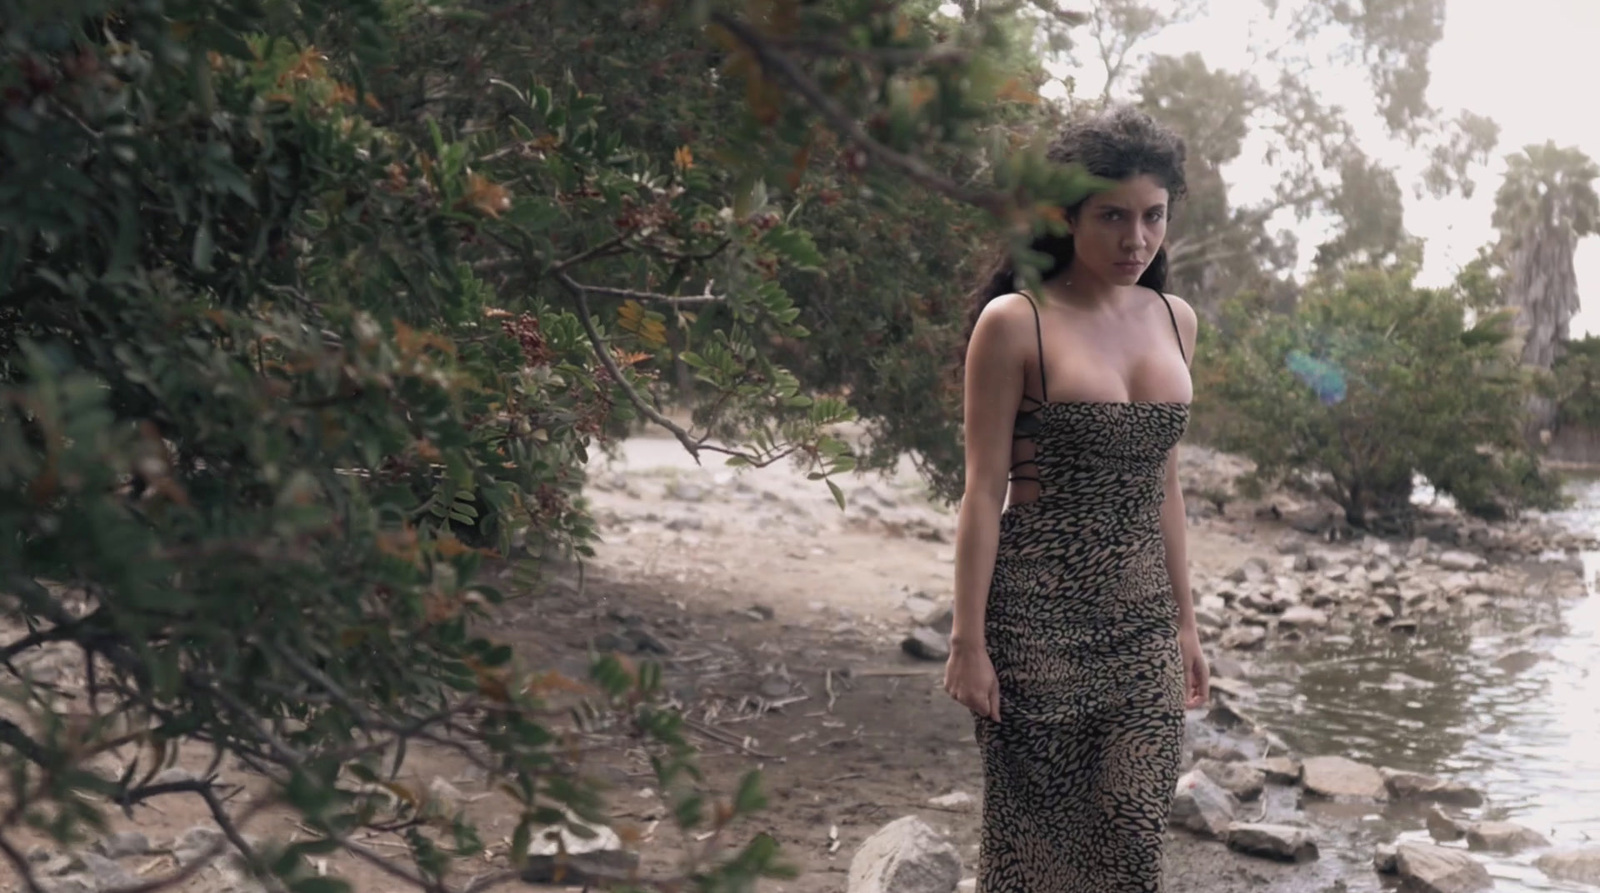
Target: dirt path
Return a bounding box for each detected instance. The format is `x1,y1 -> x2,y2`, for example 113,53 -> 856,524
542,430 -> 1354,893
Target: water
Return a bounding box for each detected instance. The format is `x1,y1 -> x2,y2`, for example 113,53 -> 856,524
1239,476 -> 1600,890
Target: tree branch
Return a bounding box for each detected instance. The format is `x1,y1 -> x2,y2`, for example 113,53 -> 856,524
0,830 -> 42,893
550,234 -> 631,274
341,837 -> 445,893
556,272 -> 707,461
1167,186 -> 1326,266
110,791 -> 277,893
0,717 -> 50,767
709,13 -> 1011,217
562,278 -> 726,306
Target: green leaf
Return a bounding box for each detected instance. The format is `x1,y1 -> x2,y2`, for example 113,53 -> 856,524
760,225 -> 823,269
826,479 -> 846,511
510,817 -> 532,867
733,770 -> 766,814
192,219 -> 216,272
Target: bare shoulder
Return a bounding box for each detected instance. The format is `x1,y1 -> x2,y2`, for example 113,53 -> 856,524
968,291 -> 1040,349
1159,292 -> 1199,362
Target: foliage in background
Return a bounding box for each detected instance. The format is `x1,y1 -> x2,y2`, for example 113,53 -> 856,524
1547,337 -> 1600,431
1195,266 -> 1565,529
0,0 -> 1110,890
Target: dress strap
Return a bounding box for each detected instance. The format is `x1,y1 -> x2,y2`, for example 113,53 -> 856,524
1021,292 -> 1050,403
1152,287 -> 1187,364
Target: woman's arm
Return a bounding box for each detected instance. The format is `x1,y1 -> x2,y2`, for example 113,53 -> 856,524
950,296 -> 1028,653
1161,294 -> 1208,708
945,295 -> 1029,722
1161,447 -> 1197,632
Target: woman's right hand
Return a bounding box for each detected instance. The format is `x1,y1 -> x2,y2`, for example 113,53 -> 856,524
943,639 -> 1001,722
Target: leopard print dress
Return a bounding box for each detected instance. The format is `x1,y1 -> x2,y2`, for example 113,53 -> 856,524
976,293 -> 1188,892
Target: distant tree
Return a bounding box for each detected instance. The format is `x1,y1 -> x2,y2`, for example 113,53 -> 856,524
1197,266 -> 1562,529
1491,142 -> 1600,438
1067,0 -> 1496,314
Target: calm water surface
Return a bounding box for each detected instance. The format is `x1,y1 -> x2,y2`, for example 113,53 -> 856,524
1240,477 -> 1600,890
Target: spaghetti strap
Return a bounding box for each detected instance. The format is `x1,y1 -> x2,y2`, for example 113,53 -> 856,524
1021,292 -> 1050,403
1152,287 -> 1187,364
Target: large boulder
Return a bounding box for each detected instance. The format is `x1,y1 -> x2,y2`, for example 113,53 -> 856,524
1395,843 -> 1492,893
1170,770 -> 1237,839
1302,755 -> 1388,801
848,816 -> 962,893
1536,847 -> 1600,887
1224,824 -> 1318,863
1465,821 -> 1550,854
1379,768 -> 1483,807
1192,758 -> 1265,802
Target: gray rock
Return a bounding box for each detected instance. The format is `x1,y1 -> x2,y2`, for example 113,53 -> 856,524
1209,654 -> 1248,679
522,849 -> 641,887
1302,755 -> 1388,801
1379,768 -> 1483,807
919,605 -> 954,635
153,766 -> 199,785
1227,559 -> 1271,584
217,865 -> 272,893
173,825 -> 226,865
427,776 -> 468,815
1208,677 -> 1255,701
1193,758 -> 1265,802
1254,756 -> 1302,785
1426,806 -> 1469,843
1395,842 -> 1492,893
1493,649 -> 1543,673
1220,626 -> 1266,651
1278,605 -> 1328,629
1436,550 -> 1486,572
901,628 -> 950,662
93,831 -> 151,859
1224,823 -> 1318,863
80,852 -> 135,890
1193,604 -> 1227,629
1374,843 -> 1398,874
665,480 -> 707,502
1170,770 -> 1237,839
847,816 -> 962,893
1535,846 -> 1600,886
1466,821 -> 1550,854
40,876 -> 97,893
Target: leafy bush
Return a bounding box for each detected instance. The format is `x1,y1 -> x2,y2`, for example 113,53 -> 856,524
0,0 -> 1098,889
1545,336 -> 1600,430
1195,266 -> 1564,528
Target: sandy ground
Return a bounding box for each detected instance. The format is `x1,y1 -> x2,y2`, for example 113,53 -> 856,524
0,429 -> 1375,893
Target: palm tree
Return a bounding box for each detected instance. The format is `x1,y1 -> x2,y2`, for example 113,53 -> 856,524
1492,141 -> 1599,438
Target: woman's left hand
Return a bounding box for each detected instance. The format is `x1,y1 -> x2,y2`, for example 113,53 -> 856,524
1179,626 -> 1209,710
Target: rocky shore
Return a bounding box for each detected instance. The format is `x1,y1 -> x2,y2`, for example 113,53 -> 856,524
867,493 -> 1600,893
7,436 -> 1600,893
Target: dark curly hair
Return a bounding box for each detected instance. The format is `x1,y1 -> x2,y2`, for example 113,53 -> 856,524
961,105 -> 1188,357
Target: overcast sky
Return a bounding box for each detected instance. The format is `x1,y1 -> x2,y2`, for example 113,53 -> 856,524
1027,0 -> 1600,333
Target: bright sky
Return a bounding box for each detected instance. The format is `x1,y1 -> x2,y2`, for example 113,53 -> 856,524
1028,0 -> 1600,334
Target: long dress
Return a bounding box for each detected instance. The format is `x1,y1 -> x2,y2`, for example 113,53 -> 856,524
976,293 -> 1189,892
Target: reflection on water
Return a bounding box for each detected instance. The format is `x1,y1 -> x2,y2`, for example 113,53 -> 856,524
1239,477 -> 1600,891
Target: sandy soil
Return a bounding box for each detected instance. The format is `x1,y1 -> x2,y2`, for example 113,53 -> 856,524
0,429 -> 1372,893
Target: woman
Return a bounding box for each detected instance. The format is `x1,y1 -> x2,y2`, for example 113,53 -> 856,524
942,105 -> 1210,892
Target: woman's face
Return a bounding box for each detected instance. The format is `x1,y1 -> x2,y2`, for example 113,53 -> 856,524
1068,173 -> 1170,286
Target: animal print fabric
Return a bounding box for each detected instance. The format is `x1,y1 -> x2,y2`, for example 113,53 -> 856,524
977,400 -> 1189,892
